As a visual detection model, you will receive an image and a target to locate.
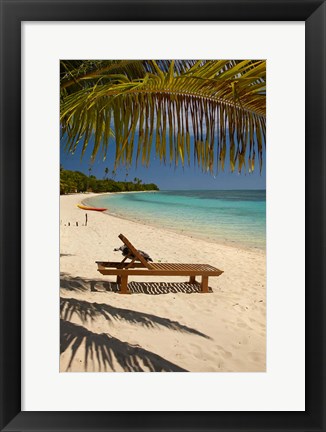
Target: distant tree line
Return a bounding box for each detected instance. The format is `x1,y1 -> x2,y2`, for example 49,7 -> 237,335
60,167 -> 159,195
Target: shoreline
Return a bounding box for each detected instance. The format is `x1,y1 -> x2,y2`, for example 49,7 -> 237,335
81,191 -> 266,254
60,193 -> 266,372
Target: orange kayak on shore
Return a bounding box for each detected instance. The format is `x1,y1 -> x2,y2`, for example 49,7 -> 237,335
77,204 -> 107,212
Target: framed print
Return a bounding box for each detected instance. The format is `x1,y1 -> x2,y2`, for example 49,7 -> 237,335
1,0 -> 325,431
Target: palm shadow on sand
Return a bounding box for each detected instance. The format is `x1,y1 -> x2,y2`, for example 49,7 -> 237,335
60,296 -> 211,339
60,274 -> 211,372
61,319 -> 187,372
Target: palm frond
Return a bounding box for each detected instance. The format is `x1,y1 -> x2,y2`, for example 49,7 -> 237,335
60,59 -> 266,173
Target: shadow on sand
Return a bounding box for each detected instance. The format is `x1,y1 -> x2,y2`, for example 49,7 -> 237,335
60,273 -> 111,292
60,296 -> 211,339
60,319 -> 187,372
60,274 -> 211,371
60,273 -> 212,294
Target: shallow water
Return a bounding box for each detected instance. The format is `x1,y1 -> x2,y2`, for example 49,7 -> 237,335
85,190 -> 266,250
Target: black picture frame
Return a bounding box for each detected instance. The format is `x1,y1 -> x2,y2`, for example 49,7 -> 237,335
1,0 -> 325,431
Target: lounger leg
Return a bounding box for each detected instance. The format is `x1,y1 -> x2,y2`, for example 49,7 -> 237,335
119,275 -> 129,294
116,275 -> 121,285
200,276 -> 209,293
189,276 -> 196,284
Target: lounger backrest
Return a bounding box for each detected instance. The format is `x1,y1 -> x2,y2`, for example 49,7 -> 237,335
118,234 -> 153,269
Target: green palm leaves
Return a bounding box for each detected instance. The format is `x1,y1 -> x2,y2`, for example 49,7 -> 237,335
60,60 -> 266,173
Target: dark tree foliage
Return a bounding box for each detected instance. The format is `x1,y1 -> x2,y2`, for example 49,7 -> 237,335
60,168 -> 159,195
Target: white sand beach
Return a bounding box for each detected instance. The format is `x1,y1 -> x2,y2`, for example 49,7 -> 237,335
60,193 -> 266,372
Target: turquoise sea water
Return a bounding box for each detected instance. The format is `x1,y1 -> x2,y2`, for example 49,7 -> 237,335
84,190 -> 266,250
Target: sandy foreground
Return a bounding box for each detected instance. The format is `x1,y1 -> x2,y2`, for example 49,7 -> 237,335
60,193 -> 266,372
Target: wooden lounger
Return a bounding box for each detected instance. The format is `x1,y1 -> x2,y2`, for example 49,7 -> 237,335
96,234 -> 223,294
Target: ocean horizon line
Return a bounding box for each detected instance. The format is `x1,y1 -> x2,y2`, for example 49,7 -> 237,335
160,188 -> 266,191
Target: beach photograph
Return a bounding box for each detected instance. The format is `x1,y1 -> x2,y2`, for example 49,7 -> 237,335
60,60 -> 266,372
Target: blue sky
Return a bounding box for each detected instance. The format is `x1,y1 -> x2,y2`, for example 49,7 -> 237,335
60,135 -> 266,190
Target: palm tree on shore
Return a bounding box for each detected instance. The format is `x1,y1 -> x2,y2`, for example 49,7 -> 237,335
60,60 -> 265,174
86,165 -> 92,191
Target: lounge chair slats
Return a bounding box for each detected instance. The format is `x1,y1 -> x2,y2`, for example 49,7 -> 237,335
96,267 -> 222,277
96,234 -> 223,294
151,263 -> 220,272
